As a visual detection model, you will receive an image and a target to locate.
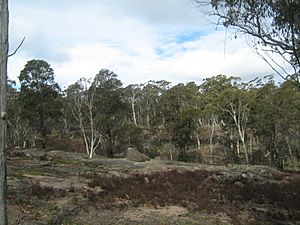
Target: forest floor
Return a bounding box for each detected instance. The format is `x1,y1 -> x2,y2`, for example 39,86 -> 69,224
7,148 -> 300,225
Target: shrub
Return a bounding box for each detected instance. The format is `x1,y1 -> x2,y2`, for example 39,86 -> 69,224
30,181 -> 66,200
178,149 -> 203,163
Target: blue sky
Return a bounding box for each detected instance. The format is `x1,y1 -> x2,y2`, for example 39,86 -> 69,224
7,0 -> 288,88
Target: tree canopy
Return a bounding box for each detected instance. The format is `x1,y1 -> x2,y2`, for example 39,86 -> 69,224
18,59 -> 61,149
5,58 -> 300,170
196,0 -> 300,84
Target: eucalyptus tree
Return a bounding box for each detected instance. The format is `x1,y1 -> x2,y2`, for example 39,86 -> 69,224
277,81 -> 300,162
219,81 -> 256,165
140,80 -> 170,128
18,59 -> 61,149
124,84 -> 142,126
6,80 -> 30,149
65,78 -> 101,158
252,79 -> 300,169
161,82 -> 199,160
93,69 -> 128,157
199,75 -> 239,163
196,0 -> 300,84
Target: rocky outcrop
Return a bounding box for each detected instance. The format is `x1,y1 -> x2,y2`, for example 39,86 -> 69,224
126,148 -> 150,162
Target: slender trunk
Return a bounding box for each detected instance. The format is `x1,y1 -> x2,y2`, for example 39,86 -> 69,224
79,115 -> 89,156
249,133 -> 253,163
236,140 -> 240,157
237,125 -> 249,165
236,122 -> 249,165
169,147 -> 173,160
241,139 -> 249,166
209,120 -> 215,164
285,136 -> 295,163
146,99 -> 150,128
168,135 -> 173,160
196,134 -> 200,150
226,104 -> 249,165
131,102 -> 137,126
62,116 -> 69,135
0,0 -> 8,223
146,114 -> 150,128
32,132 -> 37,148
89,102 -> 95,158
229,130 -> 234,158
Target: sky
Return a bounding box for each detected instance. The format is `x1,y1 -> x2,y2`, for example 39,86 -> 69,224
7,0 -> 290,88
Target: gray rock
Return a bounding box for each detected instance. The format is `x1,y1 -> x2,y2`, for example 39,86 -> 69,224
126,148 -> 150,162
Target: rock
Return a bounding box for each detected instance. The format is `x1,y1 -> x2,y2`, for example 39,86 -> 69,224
144,177 -> 149,184
126,148 -> 150,162
241,173 -> 248,179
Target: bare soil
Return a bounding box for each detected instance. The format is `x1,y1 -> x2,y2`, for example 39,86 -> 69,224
7,149 -> 300,225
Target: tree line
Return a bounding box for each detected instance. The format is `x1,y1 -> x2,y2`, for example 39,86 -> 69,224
7,59 -> 300,170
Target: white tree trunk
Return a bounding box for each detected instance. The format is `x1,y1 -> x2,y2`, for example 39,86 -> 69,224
196,134 -> 201,150
131,102 -> 137,126
226,103 -> 249,165
69,85 -> 101,159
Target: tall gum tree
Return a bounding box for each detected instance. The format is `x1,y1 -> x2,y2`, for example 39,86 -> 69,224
200,75 -> 239,163
93,69 -> 127,158
18,59 -> 61,149
66,78 -> 101,159
219,81 -> 256,165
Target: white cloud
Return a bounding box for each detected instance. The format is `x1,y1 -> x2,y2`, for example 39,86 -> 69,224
8,0 -> 288,88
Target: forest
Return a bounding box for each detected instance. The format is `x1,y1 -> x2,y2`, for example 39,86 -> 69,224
1,0 -> 300,224
7,59 -> 300,170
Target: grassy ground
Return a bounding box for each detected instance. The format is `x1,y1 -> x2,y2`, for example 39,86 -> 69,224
7,149 -> 300,225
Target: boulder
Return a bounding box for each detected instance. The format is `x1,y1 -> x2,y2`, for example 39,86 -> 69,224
126,148 -> 150,162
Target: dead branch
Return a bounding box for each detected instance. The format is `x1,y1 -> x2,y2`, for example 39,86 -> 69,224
7,36 -> 25,57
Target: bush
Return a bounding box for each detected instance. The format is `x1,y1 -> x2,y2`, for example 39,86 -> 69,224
30,181 -> 66,200
178,149 -> 203,163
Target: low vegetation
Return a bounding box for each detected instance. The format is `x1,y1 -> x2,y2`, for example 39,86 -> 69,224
6,149 -> 300,224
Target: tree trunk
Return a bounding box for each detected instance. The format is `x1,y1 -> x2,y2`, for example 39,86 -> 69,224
169,147 -> 173,160
0,0 -> 8,223
249,133 -> 253,163
285,136 -> 295,163
209,119 -> 215,164
196,134 -> 200,150
236,140 -> 240,157
131,102 -> 137,126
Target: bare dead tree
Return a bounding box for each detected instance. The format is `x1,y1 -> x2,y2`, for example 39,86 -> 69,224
0,0 -> 8,224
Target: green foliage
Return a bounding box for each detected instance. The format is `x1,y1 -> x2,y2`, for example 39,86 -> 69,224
18,59 -> 62,148
92,69 -> 129,157
161,83 -> 200,152
251,80 -> 300,169
123,123 -> 145,151
8,60 -> 300,169
178,149 -> 203,163
202,0 -> 300,84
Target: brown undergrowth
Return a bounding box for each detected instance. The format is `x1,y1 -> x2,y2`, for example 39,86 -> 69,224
86,170 -> 300,223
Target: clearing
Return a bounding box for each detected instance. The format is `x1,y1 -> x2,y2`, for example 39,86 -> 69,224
7,149 -> 300,225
